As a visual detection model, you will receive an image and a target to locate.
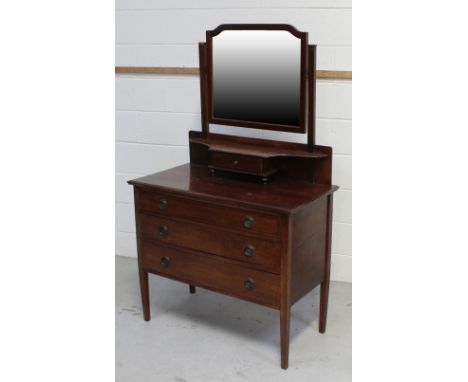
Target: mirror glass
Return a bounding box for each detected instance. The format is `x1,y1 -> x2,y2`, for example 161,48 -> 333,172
212,30 -> 302,128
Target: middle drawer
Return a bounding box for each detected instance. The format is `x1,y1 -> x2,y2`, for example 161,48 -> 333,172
138,213 -> 281,274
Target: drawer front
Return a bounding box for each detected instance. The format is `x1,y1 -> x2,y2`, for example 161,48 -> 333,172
211,151 -> 261,174
141,241 -> 280,308
135,189 -> 280,235
138,214 -> 281,273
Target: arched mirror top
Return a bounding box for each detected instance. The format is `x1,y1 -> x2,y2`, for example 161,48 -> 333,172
205,24 -> 309,133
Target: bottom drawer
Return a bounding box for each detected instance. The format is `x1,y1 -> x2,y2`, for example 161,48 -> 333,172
141,240 -> 280,308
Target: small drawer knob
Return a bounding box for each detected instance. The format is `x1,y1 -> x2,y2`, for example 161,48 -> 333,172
159,225 -> 169,237
160,256 -> 170,268
159,198 -> 168,210
233,160 -> 239,166
244,278 -> 254,291
244,245 -> 255,257
243,216 -> 254,229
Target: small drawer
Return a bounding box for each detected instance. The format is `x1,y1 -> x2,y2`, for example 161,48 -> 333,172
135,189 -> 280,236
141,240 -> 280,308
209,151 -> 283,179
138,214 -> 281,273
210,151 -> 261,174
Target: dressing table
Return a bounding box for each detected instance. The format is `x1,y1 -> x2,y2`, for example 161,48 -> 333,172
128,24 -> 338,369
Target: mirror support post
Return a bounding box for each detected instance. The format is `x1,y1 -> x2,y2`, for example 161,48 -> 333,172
307,45 -> 317,149
198,42 -> 209,138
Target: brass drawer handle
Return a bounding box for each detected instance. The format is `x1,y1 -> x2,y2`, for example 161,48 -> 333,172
244,245 -> 255,257
159,198 -> 168,210
244,278 -> 255,291
160,256 -> 170,268
159,225 -> 169,237
244,216 -> 254,229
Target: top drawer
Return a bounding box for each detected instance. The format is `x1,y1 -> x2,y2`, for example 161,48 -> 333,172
135,188 -> 280,236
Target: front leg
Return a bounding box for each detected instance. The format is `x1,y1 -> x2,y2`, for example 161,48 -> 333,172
280,216 -> 292,369
319,280 -> 330,333
138,264 -> 150,321
280,305 -> 291,369
319,194 -> 333,333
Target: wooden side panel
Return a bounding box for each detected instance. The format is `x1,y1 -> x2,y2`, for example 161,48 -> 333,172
189,139 -> 210,165
292,197 -> 328,246
290,197 -> 328,305
312,145 -> 333,185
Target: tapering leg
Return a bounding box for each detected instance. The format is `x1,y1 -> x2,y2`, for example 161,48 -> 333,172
138,265 -> 150,321
319,280 -> 330,333
280,306 -> 291,369
319,195 -> 333,333
189,284 -> 196,294
279,216 -> 292,369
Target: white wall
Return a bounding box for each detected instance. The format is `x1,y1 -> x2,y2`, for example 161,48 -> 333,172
116,0 -> 352,282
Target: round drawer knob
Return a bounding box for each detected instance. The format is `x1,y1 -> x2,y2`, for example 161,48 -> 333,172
244,278 -> 255,291
159,225 -> 169,237
160,256 -> 170,268
159,198 -> 168,210
233,160 -> 239,166
244,216 -> 254,229
244,245 -> 255,257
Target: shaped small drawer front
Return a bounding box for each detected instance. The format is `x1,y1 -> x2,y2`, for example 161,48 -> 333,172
210,151 -> 261,174
138,214 -> 281,273
136,189 -> 280,235
141,241 -> 280,308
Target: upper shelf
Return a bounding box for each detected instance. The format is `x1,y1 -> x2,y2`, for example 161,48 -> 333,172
189,132 -> 329,160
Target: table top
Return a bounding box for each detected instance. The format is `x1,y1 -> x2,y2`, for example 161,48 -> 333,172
128,163 -> 338,214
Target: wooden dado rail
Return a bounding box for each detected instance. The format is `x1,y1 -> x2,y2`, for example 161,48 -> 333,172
115,67 -> 352,80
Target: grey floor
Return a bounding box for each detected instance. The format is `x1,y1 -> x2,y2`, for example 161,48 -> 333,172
116,256 -> 351,382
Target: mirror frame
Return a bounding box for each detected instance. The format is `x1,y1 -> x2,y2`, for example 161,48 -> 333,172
206,24 -> 308,134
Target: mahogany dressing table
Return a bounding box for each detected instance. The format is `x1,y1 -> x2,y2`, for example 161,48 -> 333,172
128,24 -> 338,369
